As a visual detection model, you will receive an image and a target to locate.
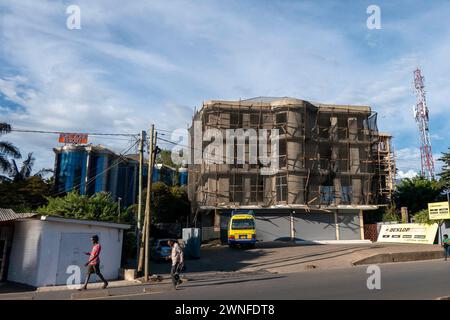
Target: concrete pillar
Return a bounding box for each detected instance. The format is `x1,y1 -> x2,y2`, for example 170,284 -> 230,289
352,178 -> 362,205
244,175 -> 251,205
288,174 -> 304,204
330,117 -> 341,205
334,210 -> 340,240
264,176 -> 274,205
348,118 -> 361,204
359,209 -> 365,240
290,211 -> 295,241
286,109 -> 303,171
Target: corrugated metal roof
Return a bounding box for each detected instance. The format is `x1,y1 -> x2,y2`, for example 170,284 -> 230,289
0,209 -> 36,222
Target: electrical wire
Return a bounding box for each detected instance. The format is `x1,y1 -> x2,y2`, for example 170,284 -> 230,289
11,128 -> 139,137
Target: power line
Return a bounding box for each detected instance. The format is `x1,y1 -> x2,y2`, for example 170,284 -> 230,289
11,128 -> 139,137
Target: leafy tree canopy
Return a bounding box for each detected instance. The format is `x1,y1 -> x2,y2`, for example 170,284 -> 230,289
0,122 -> 21,179
439,148 -> 450,190
0,176 -> 53,212
147,182 -> 190,223
393,176 -> 445,214
37,191 -> 133,223
156,149 -> 179,169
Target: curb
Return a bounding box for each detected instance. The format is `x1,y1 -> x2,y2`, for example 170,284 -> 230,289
71,289 -> 110,300
352,250 -> 444,266
36,281 -> 139,292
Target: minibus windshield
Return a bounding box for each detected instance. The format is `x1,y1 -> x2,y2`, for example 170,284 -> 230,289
231,219 -> 255,230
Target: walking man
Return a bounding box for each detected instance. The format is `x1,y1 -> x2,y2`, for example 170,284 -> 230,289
166,239 -> 183,289
79,235 -> 108,290
443,234 -> 450,261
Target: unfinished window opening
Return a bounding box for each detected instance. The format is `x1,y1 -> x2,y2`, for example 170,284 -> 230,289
276,175 -> 288,202
275,112 -> 287,124
250,175 -> 264,203
320,185 -> 334,204
230,113 -> 242,128
341,186 -> 352,204
230,174 -> 243,203
279,139 -> 287,168
250,114 -> 260,127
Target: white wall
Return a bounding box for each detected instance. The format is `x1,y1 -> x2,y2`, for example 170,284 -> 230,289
8,219 -> 124,287
7,220 -> 44,287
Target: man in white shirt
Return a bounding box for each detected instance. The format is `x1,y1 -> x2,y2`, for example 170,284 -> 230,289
167,240 -> 183,289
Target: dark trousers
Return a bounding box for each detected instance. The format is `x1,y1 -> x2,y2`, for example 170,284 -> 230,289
170,263 -> 181,287
83,264 -> 107,287
445,246 -> 450,260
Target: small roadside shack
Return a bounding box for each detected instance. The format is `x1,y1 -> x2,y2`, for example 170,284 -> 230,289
1,209 -> 130,287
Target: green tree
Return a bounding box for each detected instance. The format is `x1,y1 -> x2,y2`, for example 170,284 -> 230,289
156,149 -> 178,169
439,148 -> 450,190
382,203 -> 400,222
148,182 -> 190,223
393,176 -> 445,215
412,208 -> 441,225
37,191 -> 128,222
0,175 -> 53,212
6,152 -> 53,182
0,122 -> 21,180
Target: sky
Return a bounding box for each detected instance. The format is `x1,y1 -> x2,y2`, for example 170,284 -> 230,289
0,0 -> 449,179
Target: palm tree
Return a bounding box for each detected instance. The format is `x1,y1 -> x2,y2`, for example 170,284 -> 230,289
9,152 -> 53,182
0,123 -> 21,179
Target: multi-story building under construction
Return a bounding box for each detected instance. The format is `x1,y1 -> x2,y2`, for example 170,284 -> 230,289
188,97 -> 395,242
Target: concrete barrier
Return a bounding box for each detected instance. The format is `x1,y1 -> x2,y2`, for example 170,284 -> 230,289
353,250 -> 444,266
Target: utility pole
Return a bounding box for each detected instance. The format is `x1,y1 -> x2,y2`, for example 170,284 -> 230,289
144,125 -> 156,281
136,130 -> 146,268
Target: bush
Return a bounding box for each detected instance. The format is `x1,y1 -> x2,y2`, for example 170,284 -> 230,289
38,191 -> 122,222
382,203 -> 400,222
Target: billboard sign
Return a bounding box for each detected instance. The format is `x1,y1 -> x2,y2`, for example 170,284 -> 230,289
58,133 -> 88,145
428,201 -> 450,220
377,223 -> 438,244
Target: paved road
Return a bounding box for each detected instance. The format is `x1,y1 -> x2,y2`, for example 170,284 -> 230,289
2,259 -> 450,300
125,260 -> 450,300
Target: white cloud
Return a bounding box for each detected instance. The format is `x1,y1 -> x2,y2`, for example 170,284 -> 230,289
396,170 -> 418,180
395,147 -> 421,172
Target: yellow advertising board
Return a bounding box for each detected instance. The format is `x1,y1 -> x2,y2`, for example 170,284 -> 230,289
377,223 -> 438,244
428,202 -> 450,220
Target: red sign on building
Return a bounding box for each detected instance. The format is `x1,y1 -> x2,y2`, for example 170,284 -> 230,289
58,133 -> 88,144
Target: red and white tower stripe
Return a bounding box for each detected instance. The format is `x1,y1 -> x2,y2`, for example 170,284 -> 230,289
413,68 -> 435,179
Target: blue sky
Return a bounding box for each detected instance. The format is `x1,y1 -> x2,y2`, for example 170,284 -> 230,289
0,0 -> 449,178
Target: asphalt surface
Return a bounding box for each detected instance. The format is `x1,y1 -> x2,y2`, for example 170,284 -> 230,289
2,259 -> 450,300
127,259 -> 450,300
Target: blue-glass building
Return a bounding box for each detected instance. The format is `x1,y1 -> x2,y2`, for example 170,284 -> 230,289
54,145 -> 138,206
178,167 -> 188,186
54,145 -> 183,207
